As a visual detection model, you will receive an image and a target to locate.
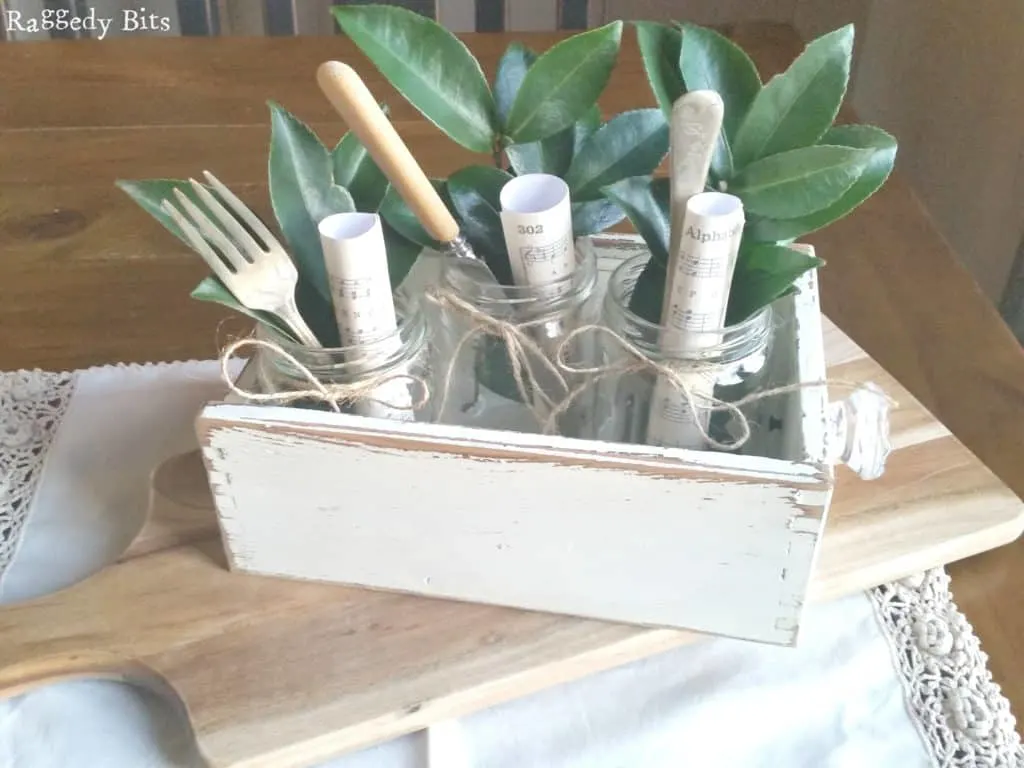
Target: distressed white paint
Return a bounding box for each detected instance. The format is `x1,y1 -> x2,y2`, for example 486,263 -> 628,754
789,247 -> 831,466
202,419 -> 826,645
198,234 -> 837,646
205,402 -> 826,482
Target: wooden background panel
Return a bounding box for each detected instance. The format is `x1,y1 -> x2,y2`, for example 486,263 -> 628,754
0,125 -> 479,185
0,34 -> 646,129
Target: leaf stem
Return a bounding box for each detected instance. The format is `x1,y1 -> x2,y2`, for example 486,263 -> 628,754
492,136 -> 511,170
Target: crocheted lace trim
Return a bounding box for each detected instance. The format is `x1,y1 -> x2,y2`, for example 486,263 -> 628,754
0,370 -> 76,587
870,569 -> 1024,767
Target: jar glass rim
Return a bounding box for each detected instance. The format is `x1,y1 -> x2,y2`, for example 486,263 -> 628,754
439,242 -> 598,310
605,252 -> 773,359
257,295 -> 427,378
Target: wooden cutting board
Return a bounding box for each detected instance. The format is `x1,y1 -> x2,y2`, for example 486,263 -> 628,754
0,318 -> 1021,768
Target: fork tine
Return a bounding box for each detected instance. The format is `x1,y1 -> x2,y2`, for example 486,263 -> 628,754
188,177 -> 264,257
202,171 -> 281,250
161,199 -> 235,285
172,189 -> 250,272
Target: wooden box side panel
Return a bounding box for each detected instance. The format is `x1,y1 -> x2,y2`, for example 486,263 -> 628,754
788,249 -> 831,467
198,408 -> 830,646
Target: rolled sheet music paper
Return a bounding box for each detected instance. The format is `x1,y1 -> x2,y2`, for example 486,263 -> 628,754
645,192 -> 745,449
667,91 -> 725,267
318,212 -> 414,421
494,174 -> 579,424
499,174 -> 576,299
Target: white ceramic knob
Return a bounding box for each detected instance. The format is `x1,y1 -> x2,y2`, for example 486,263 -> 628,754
826,382 -> 892,480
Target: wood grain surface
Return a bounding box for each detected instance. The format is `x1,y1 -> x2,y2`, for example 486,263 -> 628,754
0,322 -> 1019,768
1,19 -> 1023,737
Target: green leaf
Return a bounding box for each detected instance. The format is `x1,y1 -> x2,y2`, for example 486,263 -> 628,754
627,257 -> 667,324
332,104 -> 390,211
494,42 -> 536,127
116,179 -> 299,336
116,178 -> 207,246
634,21 -> 686,116
730,144 -> 871,219
565,108 -> 669,201
573,105 -> 602,153
679,23 -> 761,142
600,175 -> 671,266
268,102 -> 353,346
505,21 -> 624,143
378,181 -> 447,250
190,276 -> 299,342
331,4 -> 497,153
507,103 -> 602,177
731,24 -> 854,168
497,42 -> 584,178
726,242 -> 824,325
268,101 -> 354,302
446,165 -> 516,285
506,127 -> 576,177
678,22 -> 761,180
476,336 -> 529,403
380,219 -> 422,290
572,199 -> 625,236
118,172 -> 340,348
745,125 -> 897,242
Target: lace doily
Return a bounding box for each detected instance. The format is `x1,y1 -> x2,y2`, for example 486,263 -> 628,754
871,569 -> 1024,767
0,370 -> 76,586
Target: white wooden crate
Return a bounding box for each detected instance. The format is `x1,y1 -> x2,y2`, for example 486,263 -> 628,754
196,234 -> 836,646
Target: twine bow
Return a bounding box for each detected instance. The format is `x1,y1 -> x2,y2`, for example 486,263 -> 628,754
219,337 -> 430,414
425,287 -> 570,426
543,324 -> 898,450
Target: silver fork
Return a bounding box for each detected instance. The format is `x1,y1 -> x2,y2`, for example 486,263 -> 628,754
160,170 -> 321,348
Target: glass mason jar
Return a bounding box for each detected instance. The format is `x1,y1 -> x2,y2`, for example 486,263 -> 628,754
253,296 -> 434,422
590,253 -> 780,456
432,245 -> 600,436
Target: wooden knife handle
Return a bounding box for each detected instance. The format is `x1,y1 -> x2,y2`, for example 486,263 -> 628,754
316,61 -> 460,244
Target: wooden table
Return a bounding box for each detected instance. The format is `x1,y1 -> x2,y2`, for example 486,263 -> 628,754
2,20 -> 1023,724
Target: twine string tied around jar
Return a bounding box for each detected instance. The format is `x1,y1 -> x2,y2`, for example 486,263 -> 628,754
544,324 -> 898,450
425,286 -> 570,426
219,337 -> 431,413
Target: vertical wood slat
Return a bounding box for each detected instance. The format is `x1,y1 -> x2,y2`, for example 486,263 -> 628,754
5,0 -> 186,39
217,0 -> 266,35
559,0 -> 588,29
262,0 -> 294,35
505,0 -> 557,31
17,0 -> 51,41
593,0 -> 796,25
42,0 -> 78,38
0,0 -> 558,38
332,0 -> 436,23
473,0 -> 502,31
175,0 -> 219,36
293,0 -> 336,36
436,0 -> 474,32
91,0 -> 182,37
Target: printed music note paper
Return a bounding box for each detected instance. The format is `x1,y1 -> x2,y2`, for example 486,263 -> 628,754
318,212 -> 413,421
499,174 -> 576,299
645,192 -> 744,449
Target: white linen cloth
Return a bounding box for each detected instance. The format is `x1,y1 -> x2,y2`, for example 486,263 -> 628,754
0,361 -> 1018,768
